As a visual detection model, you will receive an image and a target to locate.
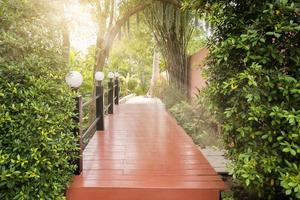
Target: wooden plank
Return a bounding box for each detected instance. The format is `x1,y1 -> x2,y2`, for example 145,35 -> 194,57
200,147 -> 229,175
67,103 -> 226,200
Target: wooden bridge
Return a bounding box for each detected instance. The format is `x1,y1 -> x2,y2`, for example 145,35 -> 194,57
66,98 -> 225,200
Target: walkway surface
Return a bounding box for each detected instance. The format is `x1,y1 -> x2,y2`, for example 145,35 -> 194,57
201,147 -> 228,175
66,99 -> 225,200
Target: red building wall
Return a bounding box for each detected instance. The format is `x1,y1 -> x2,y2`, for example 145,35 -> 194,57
188,48 -> 209,98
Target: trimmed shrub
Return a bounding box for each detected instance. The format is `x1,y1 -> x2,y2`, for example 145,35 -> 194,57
186,0 -> 300,199
0,1 -> 77,199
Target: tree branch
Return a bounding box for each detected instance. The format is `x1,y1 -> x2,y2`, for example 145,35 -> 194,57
108,0 -> 152,44
161,0 -> 181,7
107,0 -> 181,47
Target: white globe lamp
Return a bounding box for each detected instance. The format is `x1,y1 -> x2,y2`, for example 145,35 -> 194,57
95,71 -> 105,81
65,71 -> 83,89
108,72 -> 115,79
114,72 -> 120,78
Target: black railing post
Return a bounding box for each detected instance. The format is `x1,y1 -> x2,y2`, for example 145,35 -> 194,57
114,77 -> 119,105
74,95 -> 83,175
108,78 -> 114,114
96,81 -> 104,131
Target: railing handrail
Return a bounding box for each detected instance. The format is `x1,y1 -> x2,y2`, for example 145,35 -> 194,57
82,95 -> 101,108
73,76 -> 120,175
104,103 -> 111,114
82,117 -> 99,149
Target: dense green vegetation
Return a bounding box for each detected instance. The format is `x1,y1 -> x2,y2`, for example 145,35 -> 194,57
69,48 -> 95,96
153,81 -> 222,148
170,100 -> 221,148
109,18 -> 154,96
146,2 -> 193,91
186,0 -> 300,199
0,1 -> 77,199
69,17 -> 154,97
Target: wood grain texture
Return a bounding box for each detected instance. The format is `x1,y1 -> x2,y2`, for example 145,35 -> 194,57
67,103 -> 225,200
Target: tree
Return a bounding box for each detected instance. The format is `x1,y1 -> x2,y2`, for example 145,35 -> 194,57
76,0 -> 182,120
79,0 -> 181,73
146,1 -> 194,92
148,50 -> 161,96
109,16 -> 154,96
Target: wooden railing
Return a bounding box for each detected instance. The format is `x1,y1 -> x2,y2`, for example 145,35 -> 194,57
73,76 -> 120,175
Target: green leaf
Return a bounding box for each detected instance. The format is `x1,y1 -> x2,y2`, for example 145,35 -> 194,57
246,179 -> 250,186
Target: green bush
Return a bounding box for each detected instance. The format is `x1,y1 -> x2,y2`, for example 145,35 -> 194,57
169,100 -> 222,148
0,1 -> 77,199
152,80 -> 187,108
153,79 -> 221,148
187,1 -> 300,199
119,73 -> 141,96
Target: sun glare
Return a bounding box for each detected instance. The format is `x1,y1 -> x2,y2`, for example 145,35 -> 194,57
64,1 -> 97,54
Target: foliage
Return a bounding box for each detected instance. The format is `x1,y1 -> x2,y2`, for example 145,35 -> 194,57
0,0 -> 77,199
187,26 -> 207,55
69,16 -> 153,97
169,100 -> 221,148
146,1 -> 194,92
109,17 -> 154,96
186,0 -> 300,199
152,79 -> 185,108
119,73 -> 141,96
69,48 -> 95,96
153,79 -> 221,147
79,0 -> 171,72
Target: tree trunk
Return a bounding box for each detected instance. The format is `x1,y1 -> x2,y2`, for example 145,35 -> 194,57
164,39 -> 188,94
145,2 -> 191,96
148,50 -> 160,96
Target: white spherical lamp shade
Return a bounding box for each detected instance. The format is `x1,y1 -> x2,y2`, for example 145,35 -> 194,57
95,71 -> 104,81
65,71 -> 83,88
114,72 -> 120,78
108,72 -> 115,79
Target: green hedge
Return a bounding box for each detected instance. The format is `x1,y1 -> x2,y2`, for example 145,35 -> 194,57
0,1 -> 77,199
187,0 -> 300,199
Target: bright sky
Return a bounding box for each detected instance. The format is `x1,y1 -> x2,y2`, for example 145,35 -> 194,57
64,1 -> 97,54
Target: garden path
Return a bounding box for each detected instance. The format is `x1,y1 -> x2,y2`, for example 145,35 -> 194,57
66,98 -> 225,200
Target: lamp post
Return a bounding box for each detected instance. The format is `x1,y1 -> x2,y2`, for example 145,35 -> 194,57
114,72 -> 120,105
65,71 -> 83,175
65,71 -> 83,90
108,72 -> 115,114
95,72 -> 104,131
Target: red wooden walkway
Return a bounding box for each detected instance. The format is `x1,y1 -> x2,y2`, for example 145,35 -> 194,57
66,102 -> 225,200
